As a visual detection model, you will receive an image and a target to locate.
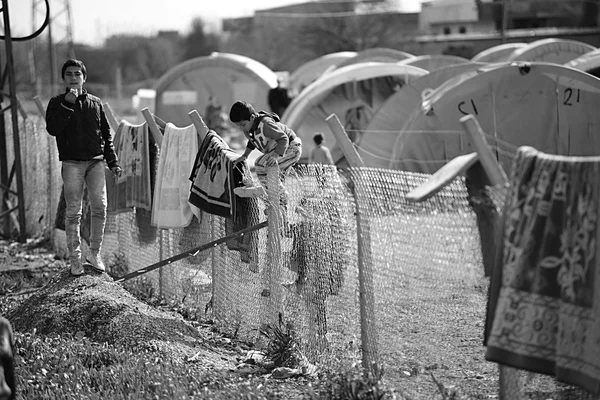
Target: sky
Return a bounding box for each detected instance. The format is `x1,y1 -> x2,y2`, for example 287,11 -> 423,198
9,0 -> 421,46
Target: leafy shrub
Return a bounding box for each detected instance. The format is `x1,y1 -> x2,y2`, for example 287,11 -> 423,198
306,363 -> 390,400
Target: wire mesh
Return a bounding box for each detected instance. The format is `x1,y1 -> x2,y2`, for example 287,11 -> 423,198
12,114 -> 600,398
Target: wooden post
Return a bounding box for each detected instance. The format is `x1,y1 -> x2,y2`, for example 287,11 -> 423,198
326,114 -> 364,167
33,96 -> 46,118
103,102 -> 121,133
188,110 -> 209,144
326,113 -> 377,372
141,108 -> 163,147
461,114 -> 517,399
460,114 -> 507,186
265,166 -> 283,327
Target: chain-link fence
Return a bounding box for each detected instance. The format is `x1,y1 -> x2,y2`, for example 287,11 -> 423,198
7,113 -> 600,399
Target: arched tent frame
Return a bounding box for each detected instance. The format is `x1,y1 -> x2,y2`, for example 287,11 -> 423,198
282,62 -> 427,164
392,62 -> 600,174
325,47 -> 414,73
153,52 -> 278,127
471,43 -> 527,63
396,54 -> 472,72
289,51 -> 357,96
363,61 -> 486,169
507,38 -> 596,64
565,48 -> 600,78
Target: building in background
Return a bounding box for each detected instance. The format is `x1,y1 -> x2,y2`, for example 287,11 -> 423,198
419,0 -> 495,36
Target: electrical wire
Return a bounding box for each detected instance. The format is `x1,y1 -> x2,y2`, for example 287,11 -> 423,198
0,0 -> 49,41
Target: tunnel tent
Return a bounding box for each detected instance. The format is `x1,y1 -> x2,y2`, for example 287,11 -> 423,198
507,38 -> 596,64
391,62 -> 600,174
289,51 -> 358,96
362,62 -> 487,169
324,47 -> 414,74
471,43 -> 527,63
281,62 -> 428,164
396,54 -> 472,72
565,48 -> 600,78
154,52 -> 278,129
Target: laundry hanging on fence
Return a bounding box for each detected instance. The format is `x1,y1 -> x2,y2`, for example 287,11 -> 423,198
225,190 -> 260,266
151,122 -> 198,228
107,121 -> 153,213
188,131 -> 242,218
485,146 -> 600,395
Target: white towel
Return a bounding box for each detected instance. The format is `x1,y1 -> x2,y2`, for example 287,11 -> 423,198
151,122 -> 199,228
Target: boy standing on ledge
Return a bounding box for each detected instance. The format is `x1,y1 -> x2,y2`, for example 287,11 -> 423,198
46,59 -> 122,276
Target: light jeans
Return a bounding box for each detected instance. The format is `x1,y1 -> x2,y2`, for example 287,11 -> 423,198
255,140 -> 302,194
61,160 -> 107,261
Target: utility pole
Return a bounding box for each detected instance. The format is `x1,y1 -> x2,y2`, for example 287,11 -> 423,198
500,0 -> 509,44
0,0 -> 27,242
30,0 -> 76,97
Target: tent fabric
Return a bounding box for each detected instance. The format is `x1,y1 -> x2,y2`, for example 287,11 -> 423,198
289,52 -> 357,96
153,52 -> 278,127
281,62 -> 428,164
391,62 -> 600,174
396,55 -> 472,72
363,62 -> 486,169
565,49 -> 600,78
328,47 -> 414,72
471,43 -> 527,63
507,38 -> 596,64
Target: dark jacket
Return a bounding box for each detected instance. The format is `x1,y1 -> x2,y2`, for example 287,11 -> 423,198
267,85 -> 291,115
46,88 -> 119,168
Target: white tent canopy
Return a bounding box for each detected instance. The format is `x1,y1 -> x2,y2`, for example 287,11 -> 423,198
471,43 -> 527,63
154,52 -> 278,127
565,48 -> 600,78
281,62 -> 427,164
391,62 -> 600,174
396,55 -> 472,71
325,48 -> 414,74
507,38 -> 596,64
363,62 -> 486,168
289,52 -> 357,96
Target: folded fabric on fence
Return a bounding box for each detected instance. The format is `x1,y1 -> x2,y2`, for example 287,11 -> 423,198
107,121 -> 153,213
188,131 -> 240,218
485,146 -> 600,394
151,122 -> 198,229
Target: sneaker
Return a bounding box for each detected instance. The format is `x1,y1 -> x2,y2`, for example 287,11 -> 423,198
86,252 -> 106,273
70,258 -> 85,276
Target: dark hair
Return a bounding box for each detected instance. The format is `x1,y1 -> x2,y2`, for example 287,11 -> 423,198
313,133 -> 324,145
61,59 -> 87,79
229,101 -> 255,123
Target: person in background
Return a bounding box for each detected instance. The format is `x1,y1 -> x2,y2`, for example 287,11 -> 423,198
45,59 -> 122,276
205,95 -> 223,131
310,133 -> 334,165
230,100 -> 302,205
267,77 -> 292,118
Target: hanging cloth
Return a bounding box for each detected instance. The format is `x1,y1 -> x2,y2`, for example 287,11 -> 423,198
485,146 -> 600,394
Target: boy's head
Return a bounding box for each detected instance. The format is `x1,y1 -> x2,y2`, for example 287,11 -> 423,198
230,101 -> 256,132
313,133 -> 324,145
61,59 -> 87,92
61,59 -> 87,80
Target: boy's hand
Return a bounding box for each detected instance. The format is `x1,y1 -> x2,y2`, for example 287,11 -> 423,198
65,88 -> 78,104
111,166 -> 123,178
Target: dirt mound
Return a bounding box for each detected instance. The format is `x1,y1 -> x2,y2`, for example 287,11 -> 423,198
7,268 -> 220,361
